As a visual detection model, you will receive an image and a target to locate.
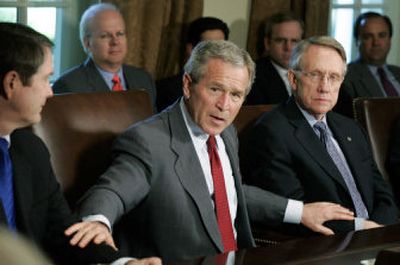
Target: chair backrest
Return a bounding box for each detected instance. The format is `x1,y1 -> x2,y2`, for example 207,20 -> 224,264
32,90 -> 153,207
233,104 -> 275,137
234,104 -> 275,180
353,97 -> 400,181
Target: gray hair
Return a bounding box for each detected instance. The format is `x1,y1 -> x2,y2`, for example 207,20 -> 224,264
79,3 -> 120,53
183,40 -> 255,94
289,36 -> 347,74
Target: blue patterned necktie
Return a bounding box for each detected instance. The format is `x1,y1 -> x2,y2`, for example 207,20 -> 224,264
313,122 -> 369,218
0,138 -> 16,230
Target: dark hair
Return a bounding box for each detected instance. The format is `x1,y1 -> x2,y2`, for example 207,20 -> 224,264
264,12 -> 304,39
0,22 -> 53,93
353,12 -> 392,42
186,17 -> 229,47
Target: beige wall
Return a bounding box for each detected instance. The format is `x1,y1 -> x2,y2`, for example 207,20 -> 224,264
203,0 -> 251,49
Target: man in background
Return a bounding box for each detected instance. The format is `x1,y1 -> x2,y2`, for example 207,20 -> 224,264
245,12 -> 303,105
0,22 -> 160,265
156,17 -> 229,111
336,12 -> 400,116
53,3 -> 156,109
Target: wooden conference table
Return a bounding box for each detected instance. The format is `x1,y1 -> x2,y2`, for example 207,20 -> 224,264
168,223 -> 400,265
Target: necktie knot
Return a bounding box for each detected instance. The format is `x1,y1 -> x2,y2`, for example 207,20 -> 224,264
112,74 -> 123,91
207,135 -> 217,151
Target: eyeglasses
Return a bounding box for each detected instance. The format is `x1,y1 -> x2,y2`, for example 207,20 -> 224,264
294,70 -> 344,86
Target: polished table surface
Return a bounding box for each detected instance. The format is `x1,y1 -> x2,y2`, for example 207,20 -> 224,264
168,223 -> 400,265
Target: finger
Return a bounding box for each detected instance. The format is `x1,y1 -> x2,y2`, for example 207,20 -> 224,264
64,222 -> 84,236
93,233 -> 118,250
315,225 -> 335,236
78,229 -> 100,248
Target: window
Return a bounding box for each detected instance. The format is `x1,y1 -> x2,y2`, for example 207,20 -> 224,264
0,0 -> 81,79
329,0 -> 400,64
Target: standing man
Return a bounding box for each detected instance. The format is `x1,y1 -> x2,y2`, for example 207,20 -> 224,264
246,12 -> 303,105
0,22 -> 160,265
66,40 -> 355,261
156,17 -> 229,111
242,36 -> 398,236
53,3 -> 156,109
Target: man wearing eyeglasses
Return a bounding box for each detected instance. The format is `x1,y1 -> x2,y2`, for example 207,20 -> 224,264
245,12 -> 303,105
52,3 -> 156,109
242,36 -> 398,236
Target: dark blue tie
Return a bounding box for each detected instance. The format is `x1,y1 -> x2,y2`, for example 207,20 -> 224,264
314,122 -> 369,219
0,138 -> 16,230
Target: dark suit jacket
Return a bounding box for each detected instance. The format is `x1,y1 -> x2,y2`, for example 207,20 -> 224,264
1,128 -> 119,265
242,97 -> 398,235
335,60 -> 400,117
155,73 -> 182,112
78,101 -> 289,262
343,59 -> 400,98
387,118 -> 400,206
245,57 -> 289,105
52,58 -> 157,109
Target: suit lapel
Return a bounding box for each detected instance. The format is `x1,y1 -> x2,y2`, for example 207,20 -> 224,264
168,103 -> 224,251
9,143 -> 33,232
84,58 -> 112,92
285,99 -> 349,191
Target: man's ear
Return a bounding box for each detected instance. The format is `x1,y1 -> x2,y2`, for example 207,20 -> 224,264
288,70 -> 298,93
263,37 -> 271,53
2,71 -> 21,100
182,73 -> 192,100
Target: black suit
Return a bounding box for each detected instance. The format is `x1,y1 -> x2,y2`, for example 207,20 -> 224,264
242,97 -> 398,235
53,58 -> 157,109
155,73 -> 182,112
0,128 -> 119,265
388,118 -> 400,206
245,57 -> 289,105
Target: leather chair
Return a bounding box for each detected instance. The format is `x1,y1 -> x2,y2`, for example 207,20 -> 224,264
234,104 -> 275,139
32,90 -> 153,208
353,97 -> 400,182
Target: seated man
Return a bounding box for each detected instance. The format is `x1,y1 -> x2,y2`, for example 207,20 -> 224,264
156,16 -> 229,111
66,40 -> 354,262
336,12 -> 400,117
0,22 -> 160,265
52,3 -> 156,109
242,36 -> 398,236
245,12 -> 303,105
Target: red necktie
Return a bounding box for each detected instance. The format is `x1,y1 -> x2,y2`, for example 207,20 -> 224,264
377,68 -> 398,97
112,74 -> 123,91
207,135 -> 237,253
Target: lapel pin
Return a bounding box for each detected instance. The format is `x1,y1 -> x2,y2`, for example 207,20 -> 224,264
347,136 -> 352,142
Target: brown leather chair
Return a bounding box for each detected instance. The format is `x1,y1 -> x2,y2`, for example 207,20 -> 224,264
233,104 -> 275,138
31,90 -> 153,208
353,97 -> 400,182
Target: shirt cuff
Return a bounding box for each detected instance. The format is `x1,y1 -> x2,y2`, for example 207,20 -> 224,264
111,257 -> 137,265
283,199 -> 303,224
82,214 -> 112,231
354,217 -> 364,230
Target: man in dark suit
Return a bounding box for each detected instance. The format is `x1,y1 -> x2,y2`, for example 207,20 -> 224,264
243,36 -> 398,236
245,12 -> 303,105
156,17 -> 229,111
0,22 -> 160,265
336,12 -> 400,117
67,40 -> 355,262
52,3 -> 156,109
